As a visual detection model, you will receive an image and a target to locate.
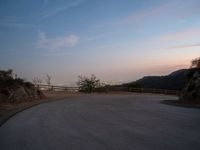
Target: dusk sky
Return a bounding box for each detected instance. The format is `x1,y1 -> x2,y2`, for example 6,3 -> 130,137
0,0 -> 200,85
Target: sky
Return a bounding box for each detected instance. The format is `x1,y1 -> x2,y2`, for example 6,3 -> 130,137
0,0 -> 200,85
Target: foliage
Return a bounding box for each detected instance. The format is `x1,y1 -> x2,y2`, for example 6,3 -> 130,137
77,74 -> 101,93
0,70 -> 44,102
0,69 -> 34,95
0,70 -> 14,89
191,57 -> 200,69
0,69 -> 13,79
187,57 -> 200,78
180,57 -> 200,102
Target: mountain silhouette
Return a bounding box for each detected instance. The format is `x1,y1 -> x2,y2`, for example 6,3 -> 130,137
123,69 -> 189,90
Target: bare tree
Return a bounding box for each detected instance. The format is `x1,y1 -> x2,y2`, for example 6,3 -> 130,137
45,74 -> 52,90
32,77 -> 42,87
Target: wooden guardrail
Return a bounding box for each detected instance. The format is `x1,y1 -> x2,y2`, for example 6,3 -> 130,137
36,84 -> 79,92
35,84 -> 180,95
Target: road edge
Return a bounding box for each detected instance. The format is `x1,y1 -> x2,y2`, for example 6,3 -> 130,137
0,97 -> 74,127
161,100 -> 200,109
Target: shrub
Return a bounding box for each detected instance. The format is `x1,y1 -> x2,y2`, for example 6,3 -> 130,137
191,57 -> 200,69
0,69 -> 33,91
77,74 -> 101,93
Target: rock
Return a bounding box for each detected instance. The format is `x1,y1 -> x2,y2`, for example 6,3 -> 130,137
24,86 -> 39,100
7,85 -> 45,103
8,86 -> 29,102
0,69 -> 45,103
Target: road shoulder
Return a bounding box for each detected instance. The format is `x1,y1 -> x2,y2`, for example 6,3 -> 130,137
0,91 -> 84,126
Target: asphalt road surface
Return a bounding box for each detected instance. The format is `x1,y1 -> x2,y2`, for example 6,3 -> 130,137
1,94 -> 200,150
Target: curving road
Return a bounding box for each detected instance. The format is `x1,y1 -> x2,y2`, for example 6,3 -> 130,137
0,94 -> 200,150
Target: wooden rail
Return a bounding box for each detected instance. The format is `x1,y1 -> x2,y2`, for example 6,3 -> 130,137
36,84 -> 180,95
36,84 -> 79,92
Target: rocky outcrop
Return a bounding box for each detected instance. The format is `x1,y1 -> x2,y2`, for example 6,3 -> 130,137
180,69 -> 200,103
0,85 -> 45,103
7,86 -> 45,103
0,69 -> 45,103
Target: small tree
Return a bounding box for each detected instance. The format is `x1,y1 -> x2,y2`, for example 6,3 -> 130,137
0,69 -> 14,90
191,57 -> 200,69
0,69 -> 13,79
77,74 -> 101,93
187,57 -> 200,78
0,69 -> 34,94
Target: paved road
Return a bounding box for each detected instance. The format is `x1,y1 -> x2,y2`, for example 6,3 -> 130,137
0,94 -> 200,150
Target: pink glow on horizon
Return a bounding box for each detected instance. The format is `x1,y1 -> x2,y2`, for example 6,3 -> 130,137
158,27 -> 200,42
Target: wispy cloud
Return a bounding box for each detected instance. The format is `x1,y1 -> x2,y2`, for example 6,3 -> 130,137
39,0 -> 85,18
168,43 -> 200,49
157,27 -> 200,42
0,16 -> 32,28
94,1 -> 180,28
37,32 -> 79,50
94,0 -> 198,29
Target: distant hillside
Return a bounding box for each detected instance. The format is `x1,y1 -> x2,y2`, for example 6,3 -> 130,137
123,69 -> 189,90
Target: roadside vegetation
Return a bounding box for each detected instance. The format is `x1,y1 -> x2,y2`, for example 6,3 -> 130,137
180,57 -> 200,103
0,70 -> 44,103
77,74 -> 103,93
0,69 -> 32,90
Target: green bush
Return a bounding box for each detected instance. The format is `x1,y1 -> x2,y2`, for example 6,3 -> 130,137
77,74 -> 101,93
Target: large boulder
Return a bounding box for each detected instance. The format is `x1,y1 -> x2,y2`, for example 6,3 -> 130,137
24,86 -> 45,100
180,69 -> 200,102
5,85 -> 45,103
8,86 -> 28,102
0,69 -> 45,103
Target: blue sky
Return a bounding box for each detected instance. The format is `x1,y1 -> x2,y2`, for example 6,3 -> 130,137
0,0 -> 200,85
